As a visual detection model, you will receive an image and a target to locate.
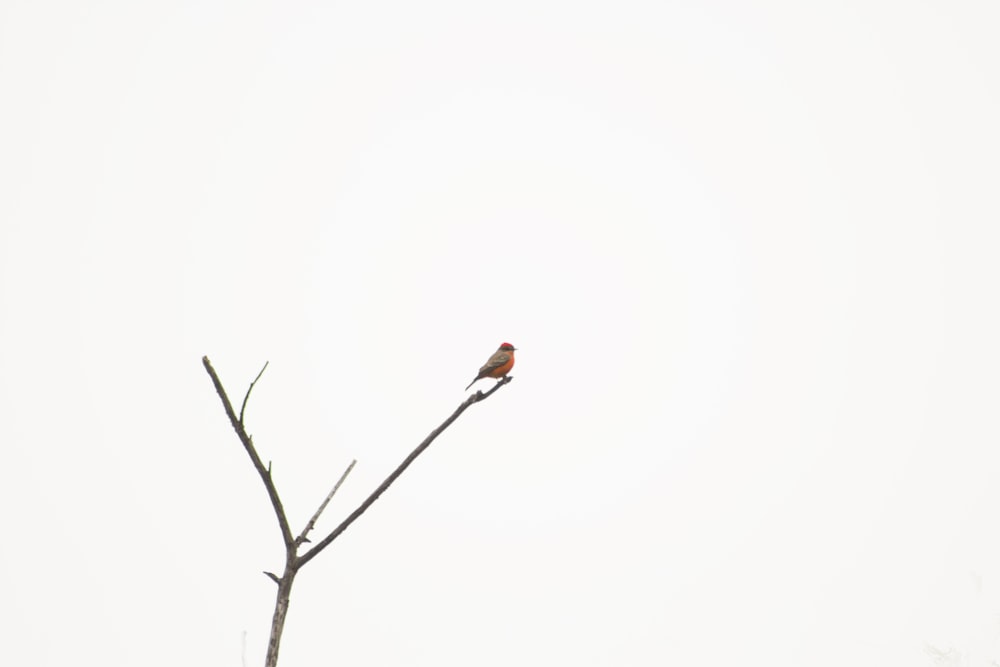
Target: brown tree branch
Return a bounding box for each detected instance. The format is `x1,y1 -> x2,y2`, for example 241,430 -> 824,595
296,459 -> 357,546
296,375 -> 513,569
202,356 -> 295,548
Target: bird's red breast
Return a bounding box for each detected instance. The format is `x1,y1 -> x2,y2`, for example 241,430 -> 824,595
484,354 -> 515,378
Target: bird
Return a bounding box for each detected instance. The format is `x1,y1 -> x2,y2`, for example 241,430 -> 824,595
465,342 -> 517,391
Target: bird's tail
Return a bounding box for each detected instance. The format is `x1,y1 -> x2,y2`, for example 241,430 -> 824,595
465,377 -> 477,391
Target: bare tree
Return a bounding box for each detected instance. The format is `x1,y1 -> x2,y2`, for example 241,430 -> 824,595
201,356 -> 513,667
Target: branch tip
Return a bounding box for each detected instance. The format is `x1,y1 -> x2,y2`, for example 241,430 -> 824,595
240,361 -> 270,426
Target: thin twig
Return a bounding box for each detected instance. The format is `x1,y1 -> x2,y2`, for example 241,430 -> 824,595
240,361 -> 269,426
297,459 -> 357,546
203,356 -> 296,548
264,571 -> 281,585
296,376 -> 513,569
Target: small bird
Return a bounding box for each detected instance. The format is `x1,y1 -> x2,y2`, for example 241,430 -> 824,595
465,342 -> 517,391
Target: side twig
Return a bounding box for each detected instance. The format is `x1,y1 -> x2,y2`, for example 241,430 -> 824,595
296,459 -> 358,546
240,361 -> 270,426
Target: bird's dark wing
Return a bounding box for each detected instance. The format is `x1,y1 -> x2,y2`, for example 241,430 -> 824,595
479,351 -> 511,374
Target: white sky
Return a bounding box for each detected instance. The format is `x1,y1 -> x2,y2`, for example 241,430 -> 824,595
2,1 -> 999,665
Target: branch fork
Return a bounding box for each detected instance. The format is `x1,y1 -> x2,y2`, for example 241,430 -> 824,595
201,356 -> 512,667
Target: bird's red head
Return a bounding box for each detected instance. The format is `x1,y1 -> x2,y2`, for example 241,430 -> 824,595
499,342 -> 516,351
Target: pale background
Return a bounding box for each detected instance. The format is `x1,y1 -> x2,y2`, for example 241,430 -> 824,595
2,1 -> 999,665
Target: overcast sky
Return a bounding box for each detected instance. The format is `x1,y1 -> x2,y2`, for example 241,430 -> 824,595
2,1 -> 999,666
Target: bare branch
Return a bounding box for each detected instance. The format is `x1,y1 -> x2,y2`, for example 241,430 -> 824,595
240,361 -> 269,426
264,571 -> 281,585
296,376 -> 513,569
296,460 -> 357,547
202,356 -> 296,548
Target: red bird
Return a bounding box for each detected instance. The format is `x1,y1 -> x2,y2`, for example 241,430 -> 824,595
465,342 -> 517,391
